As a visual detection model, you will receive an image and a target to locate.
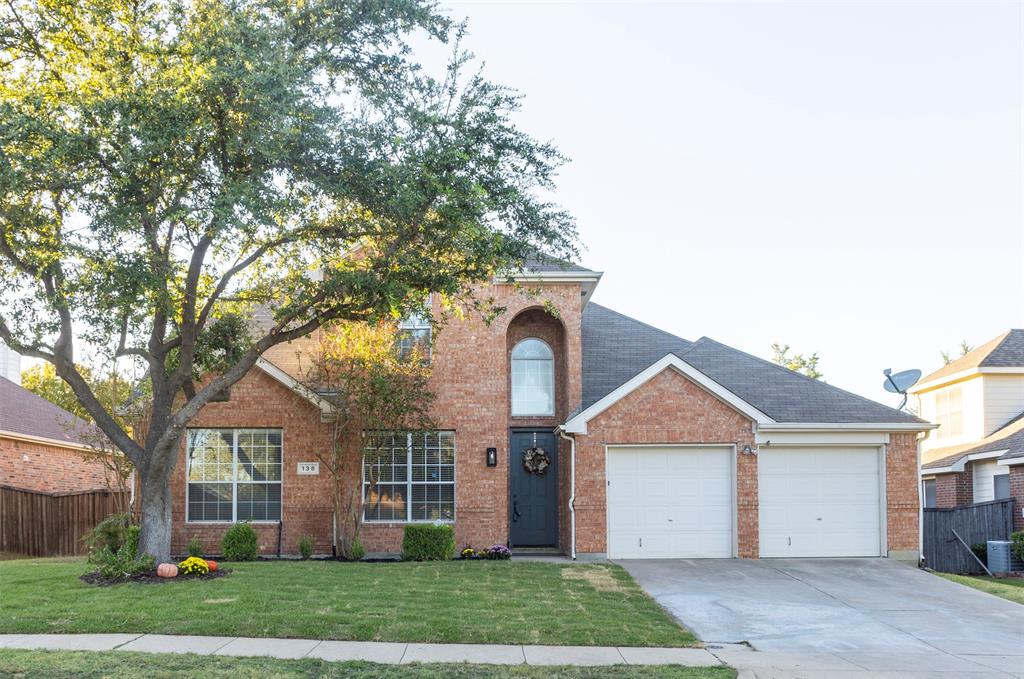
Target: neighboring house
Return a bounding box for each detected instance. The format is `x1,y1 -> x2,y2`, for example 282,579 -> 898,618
914,330 -> 1024,531
0,375 -> 112,493
171,261 -> 933,561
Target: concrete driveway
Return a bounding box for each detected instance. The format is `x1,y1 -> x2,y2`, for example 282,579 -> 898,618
619,558 -> 1024,677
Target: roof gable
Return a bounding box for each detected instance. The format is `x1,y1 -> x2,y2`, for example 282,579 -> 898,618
916,329 -> 1024,387
580,304 -> 926,426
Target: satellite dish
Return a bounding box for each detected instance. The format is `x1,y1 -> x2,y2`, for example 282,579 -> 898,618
882,368 -> 921,410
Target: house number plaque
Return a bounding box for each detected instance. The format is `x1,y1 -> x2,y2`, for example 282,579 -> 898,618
297,462 -> 320,475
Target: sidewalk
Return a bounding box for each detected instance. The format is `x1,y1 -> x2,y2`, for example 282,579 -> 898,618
0,633 -> 721,667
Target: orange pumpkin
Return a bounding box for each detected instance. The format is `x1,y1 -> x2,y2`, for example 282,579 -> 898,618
156,563 -> 178,578
206,560 -> 218,572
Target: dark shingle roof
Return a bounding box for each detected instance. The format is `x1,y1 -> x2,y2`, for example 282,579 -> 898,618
581,304 -> 692,410
922,412 -> 1024,469
581,303 -> 925,425
919,329 -> 1024,385
521,256 -> 595,274
0,377 -> 101,446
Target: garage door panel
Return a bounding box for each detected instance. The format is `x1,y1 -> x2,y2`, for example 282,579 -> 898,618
759,447 -> 882,558
607,446 -> 734,559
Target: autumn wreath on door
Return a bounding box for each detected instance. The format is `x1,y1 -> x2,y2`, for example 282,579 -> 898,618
522,446 -> 550,476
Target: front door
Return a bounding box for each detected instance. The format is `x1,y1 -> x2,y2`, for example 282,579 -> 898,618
509,430 -> 558,547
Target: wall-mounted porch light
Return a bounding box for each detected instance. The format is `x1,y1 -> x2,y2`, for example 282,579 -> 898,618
486,447 -> 498,467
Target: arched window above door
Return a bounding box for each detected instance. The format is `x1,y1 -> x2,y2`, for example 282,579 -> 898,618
511,338 -> 554,416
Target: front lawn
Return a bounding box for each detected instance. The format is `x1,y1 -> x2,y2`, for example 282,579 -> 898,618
0,559 -> 696,647
938,573 -> 1024,605
0,650 -> 734,679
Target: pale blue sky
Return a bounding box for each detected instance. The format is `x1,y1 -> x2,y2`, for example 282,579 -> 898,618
429,1 -> 1024,405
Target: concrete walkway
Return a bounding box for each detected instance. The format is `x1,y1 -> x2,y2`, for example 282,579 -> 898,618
0,633 -> 719,667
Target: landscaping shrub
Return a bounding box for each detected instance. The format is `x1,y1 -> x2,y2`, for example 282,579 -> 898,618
222,523 -> 258,561
298,535 -> 313,560
83,513 -> 135,557
92,544 -> 155,580
460,547 -> 476,560
1012,531 -> 1024,563
348,536 -> 366,561
187,535 -> 204,558
401,524 -> 455,561
178,556 -> 210,576
971,542 -> 988,564
123,525 -> 141,558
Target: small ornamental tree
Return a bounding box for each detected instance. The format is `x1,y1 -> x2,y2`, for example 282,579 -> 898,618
0,0 -> 577,562
297,321 -> 435,560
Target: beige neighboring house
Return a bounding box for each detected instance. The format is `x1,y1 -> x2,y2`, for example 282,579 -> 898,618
912,329 -> 1024,531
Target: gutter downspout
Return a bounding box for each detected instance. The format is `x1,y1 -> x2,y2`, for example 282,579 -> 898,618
558,428 -> 576,561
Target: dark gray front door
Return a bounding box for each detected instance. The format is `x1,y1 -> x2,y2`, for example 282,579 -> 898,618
509,430 -> 558,547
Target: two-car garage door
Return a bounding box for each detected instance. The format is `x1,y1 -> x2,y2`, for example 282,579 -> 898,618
606,445 -> 883,559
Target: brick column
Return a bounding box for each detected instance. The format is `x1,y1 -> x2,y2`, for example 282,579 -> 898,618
934,471 -> 973,508
1010,466 -> 1024,533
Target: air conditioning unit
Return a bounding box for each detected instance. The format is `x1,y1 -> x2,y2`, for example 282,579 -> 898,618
987,541 -> 1023,573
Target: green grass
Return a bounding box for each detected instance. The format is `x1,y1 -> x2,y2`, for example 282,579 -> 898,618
0,559 -> 696,647
0,650 -> 734,679
938,573 -> 1024,605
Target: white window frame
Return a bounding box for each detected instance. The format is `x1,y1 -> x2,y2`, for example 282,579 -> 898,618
185,428 -> 284,524
511,337 -> 555,417
361,431 -> 455,524
398,297 -> 432,362
934,386 -> 963,439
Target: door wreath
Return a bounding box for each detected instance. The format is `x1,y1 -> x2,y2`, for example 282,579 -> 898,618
522,446 -> 550,476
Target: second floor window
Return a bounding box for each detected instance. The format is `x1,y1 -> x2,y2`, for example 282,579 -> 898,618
511,338 -> 554,416
398,307 -> 431,363
934,386 -> 963,439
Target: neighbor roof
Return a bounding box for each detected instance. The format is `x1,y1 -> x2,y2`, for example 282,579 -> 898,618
922,412 -> 1024,470
0,377 -> 101,447
581,303 -> 924,425
520,256 -> 596,274
917,329 -> 1024,387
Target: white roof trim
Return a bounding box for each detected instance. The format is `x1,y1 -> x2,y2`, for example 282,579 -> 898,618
255,358 -> 333,414
910,366 -> 1024,393
497,270 -> 603,282
998,456 -> 1024,466
0,429 -> 96,453
758,422 -> 936,432
562,354 -> 774,434
921,449 -> 1009,475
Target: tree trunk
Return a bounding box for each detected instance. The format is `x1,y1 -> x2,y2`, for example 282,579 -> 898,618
138,461 -> 175,563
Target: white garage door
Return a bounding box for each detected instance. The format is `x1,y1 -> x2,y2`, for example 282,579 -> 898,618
759,447 -> 882,558
607,446 -> 734,559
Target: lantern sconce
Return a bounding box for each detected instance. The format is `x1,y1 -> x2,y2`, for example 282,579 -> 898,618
486,447 -> 498,467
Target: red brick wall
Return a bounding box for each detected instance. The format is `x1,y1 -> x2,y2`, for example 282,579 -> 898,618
573,369 -> 759,558
170,368 -> 336,556
1010,466 -> 1024,533
170,281 -> 584,556
934,471 -> 973,508
885,433 -> 920,554
0,435 -> 112,493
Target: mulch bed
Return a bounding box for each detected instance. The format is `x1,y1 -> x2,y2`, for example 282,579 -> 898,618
80,568 -> 232,586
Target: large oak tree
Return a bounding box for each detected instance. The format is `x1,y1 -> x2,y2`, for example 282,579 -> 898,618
0,0 -> 576,561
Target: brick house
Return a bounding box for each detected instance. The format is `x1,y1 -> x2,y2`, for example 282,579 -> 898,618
171,262 -> 934,561
0,372 -> 112,494
915,330 -> 1024,532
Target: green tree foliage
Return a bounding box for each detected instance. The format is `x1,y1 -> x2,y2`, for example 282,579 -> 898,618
21,363 -> 131,423
0,0 -> 577,561
298,321 -> 435,560
771,343 -> 823,380
941,340 -> 973,366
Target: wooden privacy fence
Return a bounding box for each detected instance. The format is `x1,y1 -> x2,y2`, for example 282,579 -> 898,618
0,485 -> 130,557
923,498 -> 1015,574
